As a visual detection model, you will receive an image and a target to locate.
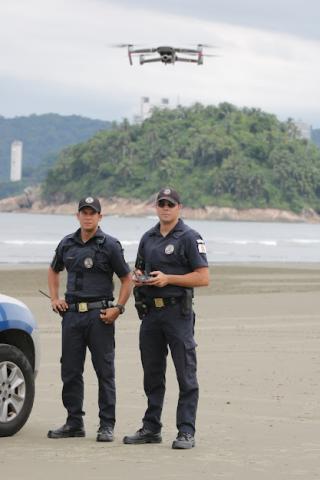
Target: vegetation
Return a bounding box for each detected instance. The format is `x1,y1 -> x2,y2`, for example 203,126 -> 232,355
42,103 -> 320,213
0,114 -> 111,197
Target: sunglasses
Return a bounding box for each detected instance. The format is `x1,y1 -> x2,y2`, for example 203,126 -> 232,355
157,200 -> 176,208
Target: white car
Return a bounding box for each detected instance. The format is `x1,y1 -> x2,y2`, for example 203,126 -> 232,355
0,294 -> 39,436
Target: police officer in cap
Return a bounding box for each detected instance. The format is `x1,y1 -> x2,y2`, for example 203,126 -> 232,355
123,187 -> 209,449
47,196 -> 131,441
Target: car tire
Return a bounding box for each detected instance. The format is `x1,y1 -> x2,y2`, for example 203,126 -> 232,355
0,344 -> 35,437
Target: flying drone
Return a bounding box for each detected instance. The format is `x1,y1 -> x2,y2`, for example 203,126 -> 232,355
115,44 -> 216,66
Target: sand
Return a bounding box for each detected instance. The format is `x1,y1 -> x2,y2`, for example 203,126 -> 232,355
1,264 -> 320,479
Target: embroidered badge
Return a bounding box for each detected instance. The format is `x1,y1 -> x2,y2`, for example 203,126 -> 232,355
85,197 -> 94,203
165,244 -> 175,255
198,244 -> 207,254
84,257 -> 93,268
163,188 -> 171,195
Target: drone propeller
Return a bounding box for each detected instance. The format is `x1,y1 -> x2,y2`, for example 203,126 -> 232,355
179,43 -> 218,48
197,43 -> 218,48
110,43 -> 147,49
202,53 -> 221,57
110,43 -> 134,48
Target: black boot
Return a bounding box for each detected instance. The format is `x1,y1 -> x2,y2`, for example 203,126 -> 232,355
96,426 -> 114,442
47,423 -> 85,439
123,427 -> 162,444
172,432 -> 195,449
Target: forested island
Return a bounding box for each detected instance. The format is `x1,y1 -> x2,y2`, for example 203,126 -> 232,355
42,103 -> 320,214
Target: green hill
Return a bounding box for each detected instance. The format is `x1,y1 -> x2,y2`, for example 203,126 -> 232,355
42,103 -> 320,213
0,113 -> 111,198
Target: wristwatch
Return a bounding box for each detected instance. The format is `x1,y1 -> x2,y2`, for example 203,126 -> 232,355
115,303 -> 125,314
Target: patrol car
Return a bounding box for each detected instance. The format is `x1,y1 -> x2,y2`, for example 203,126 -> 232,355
0,294 -> 39,436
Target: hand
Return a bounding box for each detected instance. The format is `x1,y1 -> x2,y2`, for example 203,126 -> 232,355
132,269 -> 145,286
100,307 -> 120,325
147,271 -> 169,288
51,298 -> 68,313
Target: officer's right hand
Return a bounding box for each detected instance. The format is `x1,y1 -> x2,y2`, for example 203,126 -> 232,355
51,298 -> 68,313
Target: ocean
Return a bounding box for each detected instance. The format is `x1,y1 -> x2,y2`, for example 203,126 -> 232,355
1,212 -> 320,264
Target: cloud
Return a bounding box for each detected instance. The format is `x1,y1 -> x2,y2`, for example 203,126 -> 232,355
0,0 -> 319,126
112,0 -> 320,41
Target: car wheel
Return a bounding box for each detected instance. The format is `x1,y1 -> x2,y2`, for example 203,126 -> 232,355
0,344 -> 35,436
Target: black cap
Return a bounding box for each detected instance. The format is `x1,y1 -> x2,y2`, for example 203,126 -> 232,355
156,187 -> 181,205
78,196 -> 101,213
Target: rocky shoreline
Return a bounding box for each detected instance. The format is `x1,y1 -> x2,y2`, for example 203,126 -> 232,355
0,188 -> 319,223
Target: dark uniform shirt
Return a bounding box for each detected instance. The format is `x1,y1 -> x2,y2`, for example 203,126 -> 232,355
51,227 -> 130,301
135,218 -> 208,298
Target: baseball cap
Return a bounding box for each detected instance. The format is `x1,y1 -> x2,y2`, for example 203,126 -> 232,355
156,187 -> 181,205
78,196 -> 101,213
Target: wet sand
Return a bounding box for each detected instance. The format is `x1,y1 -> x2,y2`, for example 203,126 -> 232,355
1,264 -> 320,479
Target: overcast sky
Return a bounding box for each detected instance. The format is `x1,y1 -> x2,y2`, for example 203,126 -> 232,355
0,0 -> 319,126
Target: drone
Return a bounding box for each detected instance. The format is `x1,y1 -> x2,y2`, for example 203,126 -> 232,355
115,44 -> 215,66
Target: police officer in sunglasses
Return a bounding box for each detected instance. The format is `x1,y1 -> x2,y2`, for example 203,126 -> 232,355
123,187 -> 209,449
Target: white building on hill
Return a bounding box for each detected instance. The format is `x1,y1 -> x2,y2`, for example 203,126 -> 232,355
294,121 -> 312,140
10,140 -> 23,182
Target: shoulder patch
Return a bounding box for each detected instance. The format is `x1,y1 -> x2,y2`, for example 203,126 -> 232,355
198,243 -> 207,254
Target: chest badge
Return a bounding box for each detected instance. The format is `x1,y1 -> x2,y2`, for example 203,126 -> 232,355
84,257 -> 93,268
165,244 -> 175,255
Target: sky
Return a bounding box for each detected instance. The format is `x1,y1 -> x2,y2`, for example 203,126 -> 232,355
0,0 -> 319,127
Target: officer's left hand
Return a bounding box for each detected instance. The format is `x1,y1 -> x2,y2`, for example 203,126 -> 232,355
147,271 -> 169,288
100,307 -> 120,324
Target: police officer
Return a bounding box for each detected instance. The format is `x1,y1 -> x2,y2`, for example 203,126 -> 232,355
47,196 -> 131,441
123,187 -> 209,449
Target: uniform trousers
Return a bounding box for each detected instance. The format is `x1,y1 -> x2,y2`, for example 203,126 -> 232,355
139,303 -> 198,435
61,309 -> 115,428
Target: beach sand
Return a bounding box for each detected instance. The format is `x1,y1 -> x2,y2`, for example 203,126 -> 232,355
1,264 -> 320,479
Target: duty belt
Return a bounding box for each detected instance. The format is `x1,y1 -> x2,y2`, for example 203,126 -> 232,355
147,297 -> 183,309
68,300 -> 114,313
